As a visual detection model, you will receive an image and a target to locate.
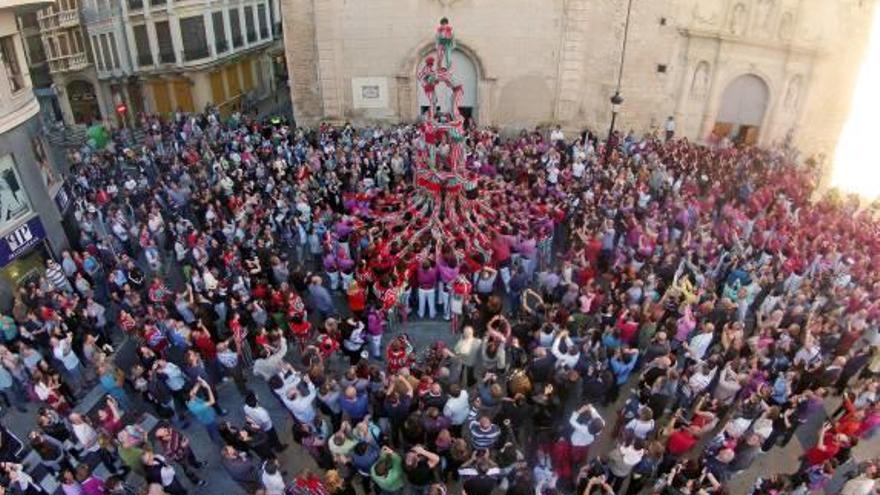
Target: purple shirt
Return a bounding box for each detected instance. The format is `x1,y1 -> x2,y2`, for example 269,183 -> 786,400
417,267 -> 438,289
438,261 -> 460,284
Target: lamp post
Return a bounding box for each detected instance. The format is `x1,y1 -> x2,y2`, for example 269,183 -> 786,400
605,91 -> 624,164
605,0 -> 635,165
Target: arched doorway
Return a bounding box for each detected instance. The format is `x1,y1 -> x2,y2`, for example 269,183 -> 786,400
67,80 -> 101,125
417,49 -> 478,126
713,74 -> 769,145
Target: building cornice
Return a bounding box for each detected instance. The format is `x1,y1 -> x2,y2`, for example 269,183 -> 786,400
679,27 -> 820,57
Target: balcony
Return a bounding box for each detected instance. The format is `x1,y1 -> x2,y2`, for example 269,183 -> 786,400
48,52 -> 90,74
57,9 -> 79,27
182,47 -> 209,62
38,9 -> 79,30
81,4 -> 122,24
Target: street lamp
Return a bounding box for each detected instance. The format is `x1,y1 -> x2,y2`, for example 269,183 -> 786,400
605,0 -> 635,165
605,91 -> 624,163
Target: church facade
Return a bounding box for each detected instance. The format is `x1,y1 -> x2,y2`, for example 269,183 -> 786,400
281,0 -> 876,159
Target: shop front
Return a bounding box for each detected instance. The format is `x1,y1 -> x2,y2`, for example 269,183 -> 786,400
0,216 -> 51,304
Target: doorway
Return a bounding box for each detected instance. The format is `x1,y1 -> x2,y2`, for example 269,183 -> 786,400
67,80 -> 101,124
417,49 -> 478,122
713,74 -> 769,145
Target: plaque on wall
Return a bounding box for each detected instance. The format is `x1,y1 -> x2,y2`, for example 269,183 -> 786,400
352,77 -> 389,109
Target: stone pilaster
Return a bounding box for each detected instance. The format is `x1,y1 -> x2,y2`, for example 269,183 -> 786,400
281,0 -> 323,126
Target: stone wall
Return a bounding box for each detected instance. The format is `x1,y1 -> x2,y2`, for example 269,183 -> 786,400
281,0 -> 877,160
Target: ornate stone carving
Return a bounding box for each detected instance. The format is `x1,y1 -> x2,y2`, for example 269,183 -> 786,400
778,12 -> 794,40
730,3 -> 748,35
692,2 -> 723,26
755,0 -> 777,34
690,61 -> 711,100
784,75 -> 802,111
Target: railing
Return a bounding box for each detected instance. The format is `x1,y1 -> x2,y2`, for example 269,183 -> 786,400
81,5 -> 122,24
57,10 -> 80,27
38,15 -> 58,30
158,51 -> 175,64
48,52 -> 90,73
182,47 -> 209,62
137,52 -> 153,67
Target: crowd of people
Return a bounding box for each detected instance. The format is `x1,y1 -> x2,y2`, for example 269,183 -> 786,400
0,105 -> 879,495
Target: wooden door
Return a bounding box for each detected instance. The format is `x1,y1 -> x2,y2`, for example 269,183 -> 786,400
172,80 -> 195,113
226,64 -> 241,97
210,70 -> 226,106
152,81 -> 171,115
241,59 -> 254,92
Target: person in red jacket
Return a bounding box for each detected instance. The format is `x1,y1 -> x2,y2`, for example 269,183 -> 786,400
803,422 -> 849,468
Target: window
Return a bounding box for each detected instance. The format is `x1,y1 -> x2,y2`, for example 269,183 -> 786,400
258,4 -> 268,39
45,37 -> 57,59
656,64 -> 668,73
91,35 -> 103,70
0,155 -> 33,228
133,24 -> 152,66
229,9 -> 242,48
59,34 -> 69,56
74,31 -> 84,52
179,16 -> 208,61
0,36 -> 25,92
109,34 -> 120,69
154,21 -> 174,64
25,35 -> 46,64
100,34 -> 113,69
212,11 -> 227,53
244,6 -> 256,43
127,0 -> 143,10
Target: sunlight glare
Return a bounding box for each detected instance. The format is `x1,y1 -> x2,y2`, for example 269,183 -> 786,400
832,4 -> 880,198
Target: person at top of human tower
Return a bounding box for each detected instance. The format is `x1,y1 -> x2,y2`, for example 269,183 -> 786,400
436,17 -> 454,69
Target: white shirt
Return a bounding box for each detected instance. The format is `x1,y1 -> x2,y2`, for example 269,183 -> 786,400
443,391 -> 470,425
53,340 -> 81,371
72,422 -> 100,452
244,404 -> 273,431
550,129 -> 564,142
569,409 -> 603,447
261,468 -> 286,495
551,336 -> 580,369
688,332 -> 713,360
281,382 -> 317,423
625,418 -> 655,439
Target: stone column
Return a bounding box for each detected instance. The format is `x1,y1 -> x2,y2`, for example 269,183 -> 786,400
281,0 -> 323,126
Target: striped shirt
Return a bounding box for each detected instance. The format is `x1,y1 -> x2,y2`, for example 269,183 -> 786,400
468,421 -> 501,450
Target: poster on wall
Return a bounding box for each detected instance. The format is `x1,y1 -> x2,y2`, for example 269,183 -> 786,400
31,136 -> 62,193
0,155 -> 32,230
0,216 -> 46,267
